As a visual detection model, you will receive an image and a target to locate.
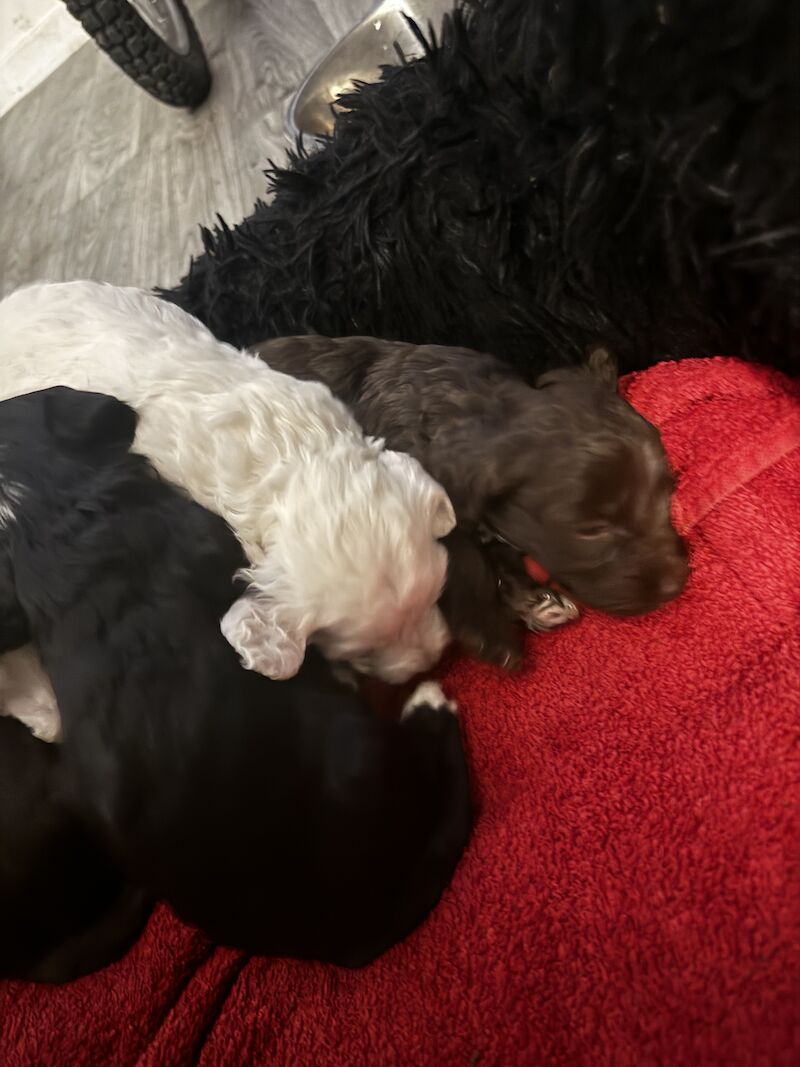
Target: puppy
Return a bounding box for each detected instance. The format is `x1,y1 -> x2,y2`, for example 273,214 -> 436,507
0,715 -> 149,983
0,387 -> 471,967
0,281 -> 455,684
252,336 -> 689,666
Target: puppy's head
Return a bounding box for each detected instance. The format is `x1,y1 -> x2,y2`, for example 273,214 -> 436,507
41,386 -> 138,459
0,387 -> 137,490
473,349 -> 689,615
220,443 -> 454,682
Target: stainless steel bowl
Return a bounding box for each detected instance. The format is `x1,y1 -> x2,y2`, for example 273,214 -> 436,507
286,0 -> 453,143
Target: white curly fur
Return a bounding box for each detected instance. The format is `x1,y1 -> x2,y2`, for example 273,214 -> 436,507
0,281 -> 455,683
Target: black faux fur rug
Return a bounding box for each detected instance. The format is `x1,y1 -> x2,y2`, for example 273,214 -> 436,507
163,0 -> 800,377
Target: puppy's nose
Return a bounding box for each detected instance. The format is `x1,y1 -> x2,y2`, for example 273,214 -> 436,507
658,571 -> 686,602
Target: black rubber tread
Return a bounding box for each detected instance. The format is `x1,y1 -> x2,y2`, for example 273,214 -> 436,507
63,0 -> 211,108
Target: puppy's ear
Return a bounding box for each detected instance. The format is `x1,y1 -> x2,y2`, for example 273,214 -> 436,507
585,344 -> 618,388
43,387 -> 138,455
382,449 -> 456,539
430,486 -> 457,539
432,439 -> 519,527
220,593 -> 307,680
535,346 -> 618,390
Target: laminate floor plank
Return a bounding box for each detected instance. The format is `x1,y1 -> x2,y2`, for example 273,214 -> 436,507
0,0 -> 377,298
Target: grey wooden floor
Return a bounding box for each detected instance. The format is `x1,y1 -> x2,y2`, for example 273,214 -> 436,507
0,0 -> 372,298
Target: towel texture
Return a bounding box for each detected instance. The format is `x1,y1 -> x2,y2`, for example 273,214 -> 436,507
1,357 -> 798,1066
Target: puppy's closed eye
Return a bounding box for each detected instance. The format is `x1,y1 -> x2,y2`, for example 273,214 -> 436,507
575,523 -> 612,539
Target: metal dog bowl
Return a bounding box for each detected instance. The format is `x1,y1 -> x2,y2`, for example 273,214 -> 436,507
286,0 -> 453,144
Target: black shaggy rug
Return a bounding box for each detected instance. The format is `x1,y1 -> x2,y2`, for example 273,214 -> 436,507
163,0 -> 800,378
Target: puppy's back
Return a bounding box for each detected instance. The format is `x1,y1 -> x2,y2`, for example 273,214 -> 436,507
0,282 -> 366,455
253,334 -> 522,451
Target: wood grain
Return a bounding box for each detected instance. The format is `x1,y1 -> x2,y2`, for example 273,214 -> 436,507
0,0 -> 375,298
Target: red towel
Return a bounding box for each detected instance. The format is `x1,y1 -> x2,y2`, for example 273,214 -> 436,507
2,358 -> 798,1067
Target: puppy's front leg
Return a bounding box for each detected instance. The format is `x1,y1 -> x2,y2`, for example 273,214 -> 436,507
439,528 -> 524,669
486,541 -> 579,633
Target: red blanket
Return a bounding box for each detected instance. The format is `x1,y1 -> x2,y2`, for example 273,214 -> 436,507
2,358 -> 798,1067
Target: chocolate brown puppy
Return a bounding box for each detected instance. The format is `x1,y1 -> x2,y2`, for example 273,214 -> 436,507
253,337 -> 688,667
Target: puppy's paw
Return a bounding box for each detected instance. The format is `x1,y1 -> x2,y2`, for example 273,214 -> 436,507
517,588 -> 579,633
30,711 -> 63,744
220,593 -> 307,680
5,702 -> 63,743
401,680 -> 457,720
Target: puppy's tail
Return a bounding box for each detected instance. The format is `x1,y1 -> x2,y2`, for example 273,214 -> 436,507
343,681 -> 473,968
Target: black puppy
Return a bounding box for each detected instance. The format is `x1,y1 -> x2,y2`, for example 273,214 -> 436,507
0,713 -> 149,983
0,387 -> 471,968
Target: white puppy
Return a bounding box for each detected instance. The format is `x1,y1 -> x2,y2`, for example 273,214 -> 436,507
0,281 -> 455,684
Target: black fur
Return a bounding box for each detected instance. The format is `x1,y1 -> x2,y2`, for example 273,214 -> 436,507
163,0 -> 799,376
0,715 -> 150,984
0,387 -> 472,969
